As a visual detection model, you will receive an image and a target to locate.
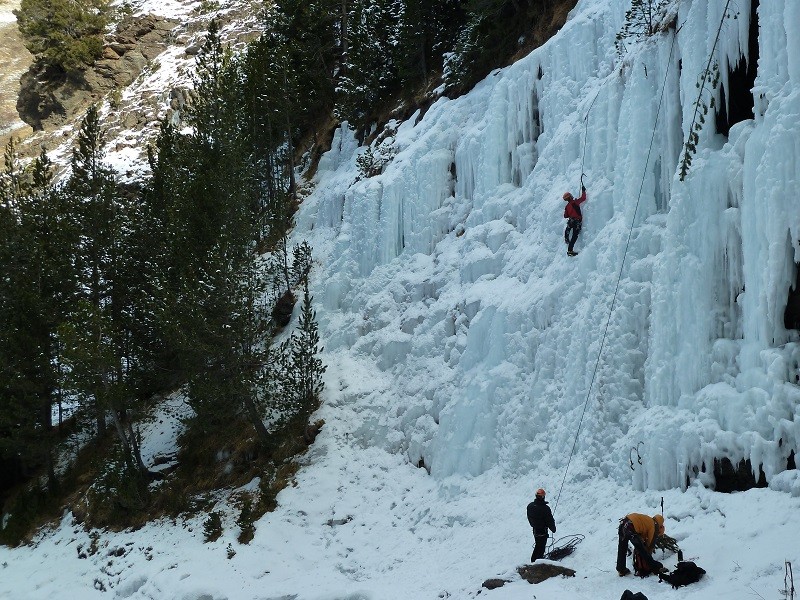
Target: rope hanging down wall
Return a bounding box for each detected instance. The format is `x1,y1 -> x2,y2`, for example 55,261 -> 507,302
552,19 -> 682,515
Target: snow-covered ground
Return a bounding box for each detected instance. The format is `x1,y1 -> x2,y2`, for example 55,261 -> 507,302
2,0 -> 800,598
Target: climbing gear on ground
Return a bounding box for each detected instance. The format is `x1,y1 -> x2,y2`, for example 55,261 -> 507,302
659,561 -> 706,588
544,534 -> 584,561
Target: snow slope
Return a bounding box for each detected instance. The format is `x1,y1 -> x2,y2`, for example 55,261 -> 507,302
2,0 -> 800,598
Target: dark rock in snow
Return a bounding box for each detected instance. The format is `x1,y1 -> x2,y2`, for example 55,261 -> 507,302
272,291 -> 296,327
517,563 -> 576,584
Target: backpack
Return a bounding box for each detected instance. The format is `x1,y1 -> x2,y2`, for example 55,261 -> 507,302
563,200 -> 582,220
659,561 -> 706,588
620,591 -> 648,600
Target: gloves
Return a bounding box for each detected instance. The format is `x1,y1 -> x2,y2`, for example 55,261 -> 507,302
581,185 -> 586,192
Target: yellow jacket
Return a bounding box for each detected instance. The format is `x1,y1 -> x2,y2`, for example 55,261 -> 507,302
626,513 -> 664,550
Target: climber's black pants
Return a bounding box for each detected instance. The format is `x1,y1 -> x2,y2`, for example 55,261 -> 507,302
531,530 -> 548,561
616,519 -> 661,573
565,218 -> 582,252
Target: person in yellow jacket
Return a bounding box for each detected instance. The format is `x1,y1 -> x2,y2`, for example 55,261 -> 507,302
616,513 -> 666,576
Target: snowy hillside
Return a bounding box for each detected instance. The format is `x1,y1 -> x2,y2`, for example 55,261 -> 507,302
2,0 -> 800,598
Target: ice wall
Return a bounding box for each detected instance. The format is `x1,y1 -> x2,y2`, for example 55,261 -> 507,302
295,0 -> 800,492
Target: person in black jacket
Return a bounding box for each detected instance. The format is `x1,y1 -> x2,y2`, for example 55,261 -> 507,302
526,488 -> 556,561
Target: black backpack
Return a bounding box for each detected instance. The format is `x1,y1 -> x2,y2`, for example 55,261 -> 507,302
659,561 -> 706,588
563,199 -> 582,219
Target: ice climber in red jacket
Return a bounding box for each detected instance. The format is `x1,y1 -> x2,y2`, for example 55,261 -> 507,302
563,182 -> 587,256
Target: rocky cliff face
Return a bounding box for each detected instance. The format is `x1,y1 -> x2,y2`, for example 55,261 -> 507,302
0,0 -> 33,146
16,14 -> 178,132
3,0 -> 262,176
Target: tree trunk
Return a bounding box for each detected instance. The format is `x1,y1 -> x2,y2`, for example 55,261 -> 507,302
341,0 -> 348,68
283,63 -> 297,202
109,406 -> 136,470
243,394 -> 271,449
126,420 -> 150,476
46,450 -> 58,494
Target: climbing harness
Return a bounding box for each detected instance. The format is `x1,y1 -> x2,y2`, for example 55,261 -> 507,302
553,16 -> 683,515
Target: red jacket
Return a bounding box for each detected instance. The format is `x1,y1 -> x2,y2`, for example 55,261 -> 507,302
563,188 -> 587,220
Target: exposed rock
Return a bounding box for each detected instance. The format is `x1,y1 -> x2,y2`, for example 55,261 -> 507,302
0,0 -> 34,150
168,86 -> 194,114
119,50 -> 149,78
107,41 -> 135,56
272,290 -> 296,328
69,498 -> 90,524
16,14 -> 177,131
481,578 -> 509,590
122,112 -> 139,129
17,66 -> 70,130
185,43 -> 203,56
517,563 -> 576,584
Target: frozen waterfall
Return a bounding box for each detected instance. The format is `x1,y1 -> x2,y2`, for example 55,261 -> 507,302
297,0 -> 800,495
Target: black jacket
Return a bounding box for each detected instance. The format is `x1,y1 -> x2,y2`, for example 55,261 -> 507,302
526,497 -> 556,535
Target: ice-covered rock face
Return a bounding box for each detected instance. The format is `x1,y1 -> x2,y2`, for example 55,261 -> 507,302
297,0 -> 800,492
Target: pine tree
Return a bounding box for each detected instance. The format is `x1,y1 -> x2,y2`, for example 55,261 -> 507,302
615,0 -> 670,55
152,23 -> 277,447
336,0 -> 401,122
442,12 -> 485,91
274,0 -> 338,127
14,0 -> 109,74
0,142 -> 71,490
291,280 -> 326,442
15,149 -> 75,438
395,0 -> 463,90
239,31 -> 296,246
61,105 -> 151,478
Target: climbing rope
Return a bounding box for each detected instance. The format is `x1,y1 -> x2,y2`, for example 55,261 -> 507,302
544,533 -> 585,561
578,83 -> 607,186
553,21 -> 682,516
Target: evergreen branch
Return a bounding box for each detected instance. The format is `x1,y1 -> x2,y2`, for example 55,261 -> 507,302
679,0 -> 733,181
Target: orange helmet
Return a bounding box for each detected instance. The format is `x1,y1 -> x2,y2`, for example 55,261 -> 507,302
536,488 -> 546,498
563,192 -> 572,201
